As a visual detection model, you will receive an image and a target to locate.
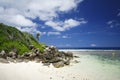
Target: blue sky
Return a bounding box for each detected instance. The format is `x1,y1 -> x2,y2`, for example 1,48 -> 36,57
0,0 -> 120,48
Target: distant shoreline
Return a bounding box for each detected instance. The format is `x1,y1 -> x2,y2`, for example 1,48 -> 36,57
59,49 -> 120,52
58,47 -> 120,51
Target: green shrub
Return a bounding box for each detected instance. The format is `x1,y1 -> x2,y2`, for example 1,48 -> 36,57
0,23 -> 45,55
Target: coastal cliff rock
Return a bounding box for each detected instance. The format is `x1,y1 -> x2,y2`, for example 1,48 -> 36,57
0,45 -> 75,68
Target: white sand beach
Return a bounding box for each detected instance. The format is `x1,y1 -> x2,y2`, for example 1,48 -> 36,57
0,61 -> 83,80
0,53 -> 120,80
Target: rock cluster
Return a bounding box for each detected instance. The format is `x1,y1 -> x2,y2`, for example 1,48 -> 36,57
0,45 -> 75,68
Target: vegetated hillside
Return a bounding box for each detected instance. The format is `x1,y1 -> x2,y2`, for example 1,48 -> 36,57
0,23 -> 45,55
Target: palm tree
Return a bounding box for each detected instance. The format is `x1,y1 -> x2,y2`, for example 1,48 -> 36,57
36,32 -> 40,41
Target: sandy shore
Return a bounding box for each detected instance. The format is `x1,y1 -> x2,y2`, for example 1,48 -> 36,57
0,54 -> 92,80
0,53 -> 120,80
0,61 -> 84,80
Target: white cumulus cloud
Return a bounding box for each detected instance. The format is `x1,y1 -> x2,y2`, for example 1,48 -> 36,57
0,7 -> 36,27
0,0 -> 84,33
47,32 -> 61,36
45,18 -> 87,31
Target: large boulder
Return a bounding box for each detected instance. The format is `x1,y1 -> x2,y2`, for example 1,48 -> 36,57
23,59 -> 29,63
0,50 -> 7,58
57,51 -> 66,59
21,52 -> 37,60
34,48 -> 40,55
52,61 -> 64,68
64,59 -> 70,65
29,53 -> 36,60
64,51 -> 73,60
15,58 -> 23,63
50,46 -> 58,53
43,62 -> 50,66
21,52 -> 31,59
0,58 -> 9,63
44,46 -> 58,54
44,47 -> 51,52
8,51 -> 17,59
6,57 -> 14,62
43,51 -> 54,60
49,57 -> 62,63
34,57 -> 41,63
65,51 -> 73,57
29,45 -> 35,50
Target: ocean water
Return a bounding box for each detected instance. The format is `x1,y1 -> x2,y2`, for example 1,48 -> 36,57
62,50 -> 120,80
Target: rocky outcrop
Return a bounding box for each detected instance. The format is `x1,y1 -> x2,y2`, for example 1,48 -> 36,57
0,23 -> 79,68
7,57 -> 15,62
0,45 -> 79,68
8,51 -> 17,59
0,50 -> 7,58
52,60 -> 64,68
0,58 -> 9,63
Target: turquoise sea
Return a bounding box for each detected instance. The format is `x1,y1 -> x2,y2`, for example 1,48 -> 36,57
60,49 -> 120,80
